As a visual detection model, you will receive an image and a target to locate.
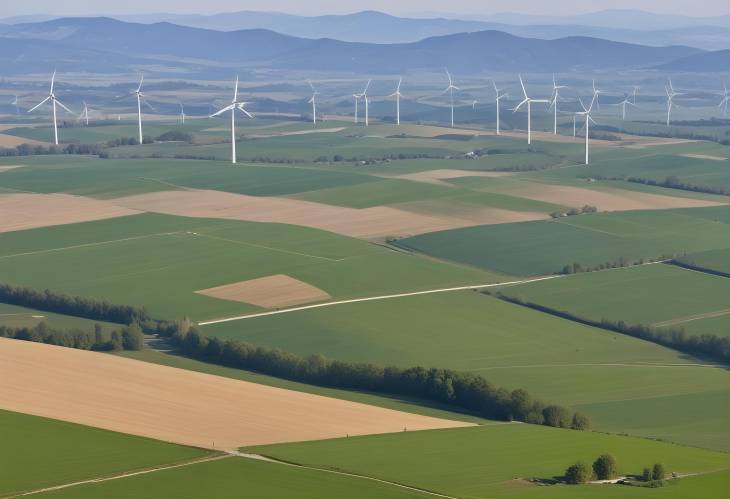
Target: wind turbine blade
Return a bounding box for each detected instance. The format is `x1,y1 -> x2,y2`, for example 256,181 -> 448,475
364,79 -> 371,94
237,105 -> 254,119
209,104 -> 235,118
519,75 -> 528,99
578,97 -> 587,112
137,74 -> 144,93
397,76 -> 402,92
50,70 -> 56,93
55,99 -> 73,114
234,75 -> 239,102
307,79 -> 315,92
27,96 -> 51,113
513,98 -> 529,112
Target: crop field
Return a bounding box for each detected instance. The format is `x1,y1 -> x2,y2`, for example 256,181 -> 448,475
500,264 -> 730,337
0,409 -> 208,497
675,247 -> 730,275
395,206 -> 730,276
0,302 -> 120,331
0,213 -> 497,320
201,290 -> 730,451
251,424 -> 730,499
36,455 -> 426,499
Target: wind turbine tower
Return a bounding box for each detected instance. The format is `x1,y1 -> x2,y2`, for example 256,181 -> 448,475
492,80 -> 508,135
79,101 -> 89,126
209,76 -> 254,164
389,77 -> 403,125
549,74 -> 566,135
307,80 -> 318,124
27,71 -> 73,145
513,75 -> 549,145
665,78 -> 682,126
576,95 -> 597,165
179,103 -> 185,125
719,83 -> 729,116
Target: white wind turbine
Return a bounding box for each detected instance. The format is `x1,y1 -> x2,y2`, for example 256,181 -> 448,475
492,79 -> 508,135
443,69 -> 459,128
79,101 -> 89,126
592,79 -> 603,110
718,83 -> 729,116
549,74 -> 567,134
209,76 -> 254,164
632,85 -> 640,104
472,100 -> 478,111
614,92 -> 637,120
665,78 -> 682,126
513,75 -> 549,145
127,75 -> 154,144
179,103 -> 186,125
389,77 -> 403,125
576,94 -> 597,165
27,71 -> 73,145
307,80 -> 318,124
356,80 -> 371,126
11,95 -> 19,114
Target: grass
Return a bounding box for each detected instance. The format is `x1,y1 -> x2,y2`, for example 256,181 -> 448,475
500,264 -> 730,337
201,290 -> 730,451
250,424 -> 730,499
37,456 -> 426,499
395,206 -> 730,276
676,247 -> 730,275
0,303 -> 120,332
0,410 -> 208,497
0,213 -> 496,320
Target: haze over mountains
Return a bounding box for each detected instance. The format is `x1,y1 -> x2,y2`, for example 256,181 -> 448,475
0,16 -> 723,77
2,10 -> 730,50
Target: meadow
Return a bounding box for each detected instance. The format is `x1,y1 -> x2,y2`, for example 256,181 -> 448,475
0,302 -> 120,331
0,213 -> 497,320
499,263 -> 730,337
675,247 -> 730,275
395,206 -> 730,276
251,424 -> 730,499
201,290 -> 730,451
0,409 -> 208,497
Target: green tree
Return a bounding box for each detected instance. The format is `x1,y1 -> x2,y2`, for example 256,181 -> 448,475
592,454 -> 618,480
542,405 -> 571,428
110,330 -> 123,351
571,412 -> 591,431
652,463 -> 665,481
641,467 -> 653,482
122,324 -> 144,351
565,462 -> 591,484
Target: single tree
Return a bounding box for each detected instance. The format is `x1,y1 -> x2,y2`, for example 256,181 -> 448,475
571,412 -> 591,431
652,463 -> 665,481
565,462 -> 591,484
592,454 -> 618,480
641,467 -> 653,482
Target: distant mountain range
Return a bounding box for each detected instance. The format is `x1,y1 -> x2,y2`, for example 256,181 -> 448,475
2,10 -> 730,50
0,17 -> 722,77
657,49 -> 730,72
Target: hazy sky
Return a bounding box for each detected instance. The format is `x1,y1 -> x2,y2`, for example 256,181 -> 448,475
5,0 -> 729,17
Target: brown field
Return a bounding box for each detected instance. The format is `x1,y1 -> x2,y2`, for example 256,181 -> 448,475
680,154 -> 728,161
501,182 -> 725,211
0,193 -> 141,233
246,127 -> 347,139
112,189 -> 517,239
0,165 -> 22,173
0,133 -> 47,147
196,274 -> 331,309
0,338 -> 472,449
391,169 -> 514,186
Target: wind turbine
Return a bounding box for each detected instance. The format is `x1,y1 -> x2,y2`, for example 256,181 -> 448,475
209,75 -> 254,164
179,103 -> 185,125
129,75 -> 151,144
307,80 -> 318,124
472,100 -> 478,111
613,92 -> 637,120
632,85 -> 640,104
79,101 -> 89,126
27,71 -> 73,145
11,95 -> 19,114
576,95 -> 597,165
389,77 -> 402,125
443,69 -> 459,128
592,79 -> 602,110
492,79 -> 508,135
356,80 -> 371,126
665,78 -> 682,126
513,75 -> 549,145
549,74 -> 567,134
718,83 -> 729,116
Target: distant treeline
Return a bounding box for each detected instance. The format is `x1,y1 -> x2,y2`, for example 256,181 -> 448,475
151,320 -> 590,430
671,259 -> 730,279
0,322 -> 143,351
559,256 -> 672,275
0,283 -> 149,325
496,293 -> 730,365
0,143 -> 105,157
582,175 -> 729,198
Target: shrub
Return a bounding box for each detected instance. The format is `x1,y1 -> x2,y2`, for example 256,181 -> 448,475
652,463 -> 665,481
542,405 -> 571,428
571,412 -> 591,430
565,462 -> 591,484
642,467 -> 653,482
592,454 -> 618,480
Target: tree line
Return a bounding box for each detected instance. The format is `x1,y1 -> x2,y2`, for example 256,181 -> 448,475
671,258 -> 730,279
150,320 -> 590,430
0,322 -> 143,351
497,293 -> 730,365
0,283 -> 149,325
0,143 -> 105,157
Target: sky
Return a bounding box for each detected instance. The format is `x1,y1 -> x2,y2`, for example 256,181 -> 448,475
4,0 -> 729,17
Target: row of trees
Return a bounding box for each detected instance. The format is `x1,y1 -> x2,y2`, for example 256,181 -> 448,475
671,259 -> 730,279
628,175 -> 730,197
0,322 -> 143,351
0,143 -> 105,157
550,205 -> 598,219
152,321 -> 590,429
497,293 -> 730,364
565,454 -> 665,485
559,255 -> 672,275
0,283 -> 149,325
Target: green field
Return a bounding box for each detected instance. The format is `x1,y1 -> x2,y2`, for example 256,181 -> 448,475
0,410 -> 208,497
38,455 -> 424,499
251,424 -> 730,499
0,213 -> 496,320
0,303 -> 120,331
675,247 -> 730,275
500,264 -> 730,337
395,206 -> 730,276
201,290 -> 730,451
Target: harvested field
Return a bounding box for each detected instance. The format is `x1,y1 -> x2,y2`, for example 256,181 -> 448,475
0,193 -> 141,233
0,338 -> 472,450
392,169 -> 514,186
503,183 -> 724,211
680,154 -> 728,161
0,132 -> 47,147
0,165 -> 22,173
247,127 -> 347,138
112,189 -> 506,239
196,274 -> 331,309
